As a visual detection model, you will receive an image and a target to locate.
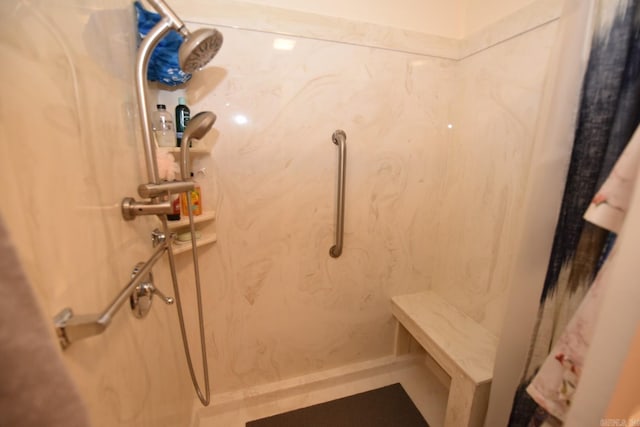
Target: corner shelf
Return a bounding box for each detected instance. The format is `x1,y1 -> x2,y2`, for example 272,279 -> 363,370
161,210 -> 217,254
165,210 -> 216,230
156,138 -> 212,155
172,232 -> 217,255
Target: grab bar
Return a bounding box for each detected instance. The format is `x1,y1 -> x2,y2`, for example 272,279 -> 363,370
53,240 -> 171,349
330,130 -> 347,258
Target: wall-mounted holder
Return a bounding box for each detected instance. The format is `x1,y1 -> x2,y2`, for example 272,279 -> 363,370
122,181 -> 195,221
130,262 -> 174,319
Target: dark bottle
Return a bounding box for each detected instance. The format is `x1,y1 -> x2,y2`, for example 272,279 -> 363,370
167,190 -> 181,221
175,96 -> 191,147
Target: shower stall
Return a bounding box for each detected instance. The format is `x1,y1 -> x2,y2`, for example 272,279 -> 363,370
0,0 -> 570,426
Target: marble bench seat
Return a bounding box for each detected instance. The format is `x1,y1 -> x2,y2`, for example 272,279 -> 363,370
391,290 -> 498,427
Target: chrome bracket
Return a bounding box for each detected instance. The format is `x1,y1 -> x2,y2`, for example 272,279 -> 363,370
129,262 -> 174,319
53,307 -> 74,349
121,197 -> 172,221
151,228 -> 166,248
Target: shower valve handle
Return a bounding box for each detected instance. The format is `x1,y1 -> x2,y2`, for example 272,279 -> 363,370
130,261 -> 175,320
152,286 -> 175,305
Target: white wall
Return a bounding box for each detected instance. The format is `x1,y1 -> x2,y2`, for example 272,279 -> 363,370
0,1 -> 195,426
0,0 -> 565,425
465,0 -> 539,34
231,0 -> 561,38
234,0 -> 465,38
161,0 -> 561,397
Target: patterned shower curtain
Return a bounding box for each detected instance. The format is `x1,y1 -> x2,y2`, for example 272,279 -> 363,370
509,0 -> 640,425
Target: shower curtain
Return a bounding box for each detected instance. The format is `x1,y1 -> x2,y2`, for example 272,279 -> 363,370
509,0 -> 640,425
527,120 -> 640,424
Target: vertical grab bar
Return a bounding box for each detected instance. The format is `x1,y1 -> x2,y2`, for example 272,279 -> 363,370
330,130 -> 347,258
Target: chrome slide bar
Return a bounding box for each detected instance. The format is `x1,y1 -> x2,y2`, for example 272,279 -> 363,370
134,17 -> 173,185
330,130 -> 347,258
53,241 -> 170,349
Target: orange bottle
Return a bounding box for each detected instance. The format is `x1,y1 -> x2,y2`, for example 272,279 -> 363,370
181,173 -> 202,216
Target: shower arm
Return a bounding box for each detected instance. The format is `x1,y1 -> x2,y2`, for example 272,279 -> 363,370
124,4 -> 196,222
135,17 -> 172,185
147,0 -> 189,36
135,0 -> 192,185
53,240 -> 171,349
133,0 -> 221,194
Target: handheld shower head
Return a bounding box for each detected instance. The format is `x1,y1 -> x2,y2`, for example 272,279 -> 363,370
185,111 -> 217,140
181,111 -> 217,180
179,28 -> 224,73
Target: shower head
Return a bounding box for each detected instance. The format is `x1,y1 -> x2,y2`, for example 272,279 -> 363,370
181,111 -> 217,180
134,0 -> 224,186
179,28 -> 224,74
145,0 -> 223,73
148,0 -> 223,73
185,111 -> 217,140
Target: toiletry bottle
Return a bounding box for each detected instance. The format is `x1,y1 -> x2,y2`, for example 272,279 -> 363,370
175,97 -> 190,147
181,172 -> 202,216
167,188 -> 181,221
152,104 -> 175,147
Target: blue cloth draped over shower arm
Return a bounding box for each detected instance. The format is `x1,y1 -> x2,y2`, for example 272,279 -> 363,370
134,1 -> 192,86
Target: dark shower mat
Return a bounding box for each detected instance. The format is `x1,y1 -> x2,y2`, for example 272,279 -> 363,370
245,383 -> 429,427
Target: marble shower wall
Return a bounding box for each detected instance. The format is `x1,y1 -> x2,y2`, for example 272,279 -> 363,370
0,0 -> 562,424
432,22 -> 560,334
179,28 -> 457,394
0,1 -> 194,426
162,0 -> 562,394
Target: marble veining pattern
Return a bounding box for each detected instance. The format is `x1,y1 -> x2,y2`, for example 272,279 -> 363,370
162,16 -> 560,396
171,0 -> 563,59
432,21 -> 559,335
162,35 -> 454,391
0,0 -> 561,424
0,1 -> 194,426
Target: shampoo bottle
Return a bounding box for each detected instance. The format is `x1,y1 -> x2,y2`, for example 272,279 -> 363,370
175,97 -> 191,147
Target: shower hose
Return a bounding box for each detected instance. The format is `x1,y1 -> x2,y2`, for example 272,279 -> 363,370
161,191 -> 210,405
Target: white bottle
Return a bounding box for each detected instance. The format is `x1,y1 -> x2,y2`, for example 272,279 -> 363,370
152,104 -> 176,147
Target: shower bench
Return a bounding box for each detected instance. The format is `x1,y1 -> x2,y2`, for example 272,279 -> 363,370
391,290 -> 498,427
